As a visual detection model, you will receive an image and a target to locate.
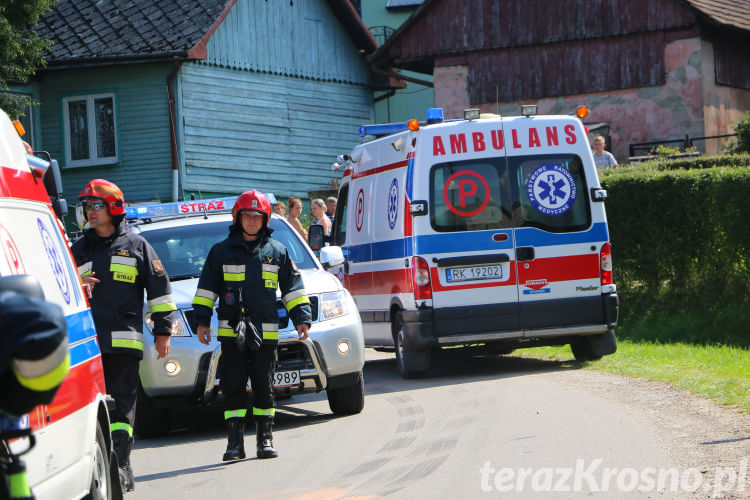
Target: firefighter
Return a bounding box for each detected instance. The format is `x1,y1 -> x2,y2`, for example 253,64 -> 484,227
193,190 -> 311,461
0,283 -> 69,418
0,287 -> 69,497
72,179 -> 176,492
0,284 -> 69,500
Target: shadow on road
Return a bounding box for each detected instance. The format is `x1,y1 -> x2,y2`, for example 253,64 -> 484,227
363,350 -> 583,396
135,350 -> 582,449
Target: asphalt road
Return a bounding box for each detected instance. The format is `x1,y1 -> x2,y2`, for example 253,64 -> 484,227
128,350 -> 741,499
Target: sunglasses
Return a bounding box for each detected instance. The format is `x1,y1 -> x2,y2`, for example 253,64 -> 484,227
83,201 -> 106,212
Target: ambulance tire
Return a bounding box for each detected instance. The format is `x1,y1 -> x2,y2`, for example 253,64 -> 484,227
570,330 -> 617,362
392,311 -> 431,379
84,421 -> 112,500
134,384 -> 170,438
327,371 -> 365,415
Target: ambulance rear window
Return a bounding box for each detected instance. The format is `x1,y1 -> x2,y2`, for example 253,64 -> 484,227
429,154 -> 591,233
430,158 -> 513,232
510,154 -> 591,233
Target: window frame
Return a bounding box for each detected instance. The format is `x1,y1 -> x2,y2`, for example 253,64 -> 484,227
61,92 -> 119,168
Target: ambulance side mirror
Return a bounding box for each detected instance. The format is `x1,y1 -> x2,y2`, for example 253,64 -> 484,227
591,188 -> 607,202
319,246 -> 344,270
308,224 -> 325,251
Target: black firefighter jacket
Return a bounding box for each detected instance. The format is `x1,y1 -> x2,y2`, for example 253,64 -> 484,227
192,229 -> 311,344
72,221 -> 177,359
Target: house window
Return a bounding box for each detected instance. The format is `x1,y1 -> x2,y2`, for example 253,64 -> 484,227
62,93 -> 118,167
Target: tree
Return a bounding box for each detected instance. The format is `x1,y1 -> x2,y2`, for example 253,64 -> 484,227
729,112 -> 750,154
0,0 -> 57,117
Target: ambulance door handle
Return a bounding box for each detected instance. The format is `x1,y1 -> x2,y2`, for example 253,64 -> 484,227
516,247 -> 535,262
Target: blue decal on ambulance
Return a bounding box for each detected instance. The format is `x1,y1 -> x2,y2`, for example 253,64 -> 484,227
526,164 -> 577,216
387,178 -> 399,229
37,218 -> 71,304
523,288 -> 551,295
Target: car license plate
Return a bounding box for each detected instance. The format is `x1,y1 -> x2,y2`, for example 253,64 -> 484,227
246,370 -> 300,390
445,265 -> 503,283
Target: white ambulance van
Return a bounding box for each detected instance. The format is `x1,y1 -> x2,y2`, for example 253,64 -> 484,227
0,108 -> 118,498
321,107 -> 618,378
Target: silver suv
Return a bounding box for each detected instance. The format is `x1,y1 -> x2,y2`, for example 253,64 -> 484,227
128,202 -> 365,437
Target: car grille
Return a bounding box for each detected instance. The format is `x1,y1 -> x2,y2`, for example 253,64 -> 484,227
182,295 -> 319,334
277,342 -> 315,371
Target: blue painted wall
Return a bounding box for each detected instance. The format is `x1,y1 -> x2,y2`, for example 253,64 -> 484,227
177,0 -> 373,200
37,63 -> 175,204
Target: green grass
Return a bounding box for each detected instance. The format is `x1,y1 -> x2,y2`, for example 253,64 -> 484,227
520,340 -> 750,413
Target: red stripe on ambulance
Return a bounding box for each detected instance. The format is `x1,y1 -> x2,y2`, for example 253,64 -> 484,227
30,355 -> 105,432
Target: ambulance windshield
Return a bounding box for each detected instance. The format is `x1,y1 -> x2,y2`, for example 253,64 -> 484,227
430,154 -> 590,233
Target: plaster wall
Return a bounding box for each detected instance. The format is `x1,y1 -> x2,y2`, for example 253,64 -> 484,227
434,65 -> 470,120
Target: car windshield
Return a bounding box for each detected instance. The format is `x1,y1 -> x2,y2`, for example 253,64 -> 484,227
138,218 -> 317,280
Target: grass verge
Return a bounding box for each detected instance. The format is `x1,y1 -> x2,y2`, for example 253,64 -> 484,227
520,340 -> 750,413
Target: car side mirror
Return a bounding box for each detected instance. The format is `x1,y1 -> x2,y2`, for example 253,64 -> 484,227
308,224 -> 325,250
319,246 -> 344,270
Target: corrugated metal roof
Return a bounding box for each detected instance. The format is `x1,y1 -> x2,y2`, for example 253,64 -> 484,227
683,0 -> 750,31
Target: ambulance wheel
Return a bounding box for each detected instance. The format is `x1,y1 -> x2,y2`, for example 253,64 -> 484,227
327,371 -> 365,415
392,311 -> 430,379
84,421 -> 111,500
135,384 -> 170,438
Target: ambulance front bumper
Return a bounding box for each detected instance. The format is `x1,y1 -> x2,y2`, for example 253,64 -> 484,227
402,293 -> 619,348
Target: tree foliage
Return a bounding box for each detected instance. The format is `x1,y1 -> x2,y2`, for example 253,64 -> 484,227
728,112 -> 750,154
0,0 -> 56,117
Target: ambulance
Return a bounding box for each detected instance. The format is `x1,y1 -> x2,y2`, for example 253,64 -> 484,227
321,107 -> 618,378
0,108 -> 118,498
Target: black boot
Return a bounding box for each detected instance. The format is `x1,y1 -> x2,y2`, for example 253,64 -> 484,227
112,429 -> 135,492
256,416 -> 278,459
222,417 -> 246,461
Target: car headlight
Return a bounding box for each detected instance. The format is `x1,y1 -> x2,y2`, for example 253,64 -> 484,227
319,291 -> 348,321
144,311 -> 191,337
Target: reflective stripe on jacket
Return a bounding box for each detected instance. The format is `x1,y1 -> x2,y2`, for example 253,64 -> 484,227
72,221 -> 177,358
192,230 -> 311,345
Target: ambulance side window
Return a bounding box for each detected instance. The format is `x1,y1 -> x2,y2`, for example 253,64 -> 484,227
510,154 -> 591,233
332,184 -> 348,246
429,159 -> 512,232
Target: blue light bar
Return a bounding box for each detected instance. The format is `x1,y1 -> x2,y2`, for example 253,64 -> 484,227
426,108 -> 445,124
359,122 -> 409,137
126,193 -> 278,220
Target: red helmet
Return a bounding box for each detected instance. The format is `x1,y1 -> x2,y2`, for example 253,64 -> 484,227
78,179 -> 126,216
232,190 -> 271,226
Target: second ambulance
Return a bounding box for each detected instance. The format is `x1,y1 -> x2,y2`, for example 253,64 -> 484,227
323,107 -> 618,377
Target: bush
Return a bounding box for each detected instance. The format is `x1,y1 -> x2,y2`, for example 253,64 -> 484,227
608,153 -> 750,174
602,166 -> 750,322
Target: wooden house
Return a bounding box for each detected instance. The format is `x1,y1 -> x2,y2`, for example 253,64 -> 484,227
368,0 -> 750,161
28,0 -> 378,204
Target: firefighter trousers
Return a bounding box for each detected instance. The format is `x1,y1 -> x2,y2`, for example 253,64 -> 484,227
220,339 -> 277,414
102,353 -> 139,438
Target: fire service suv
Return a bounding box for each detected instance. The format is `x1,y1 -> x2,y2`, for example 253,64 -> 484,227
320,107 -> 618,378
0,108 -> 118,498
